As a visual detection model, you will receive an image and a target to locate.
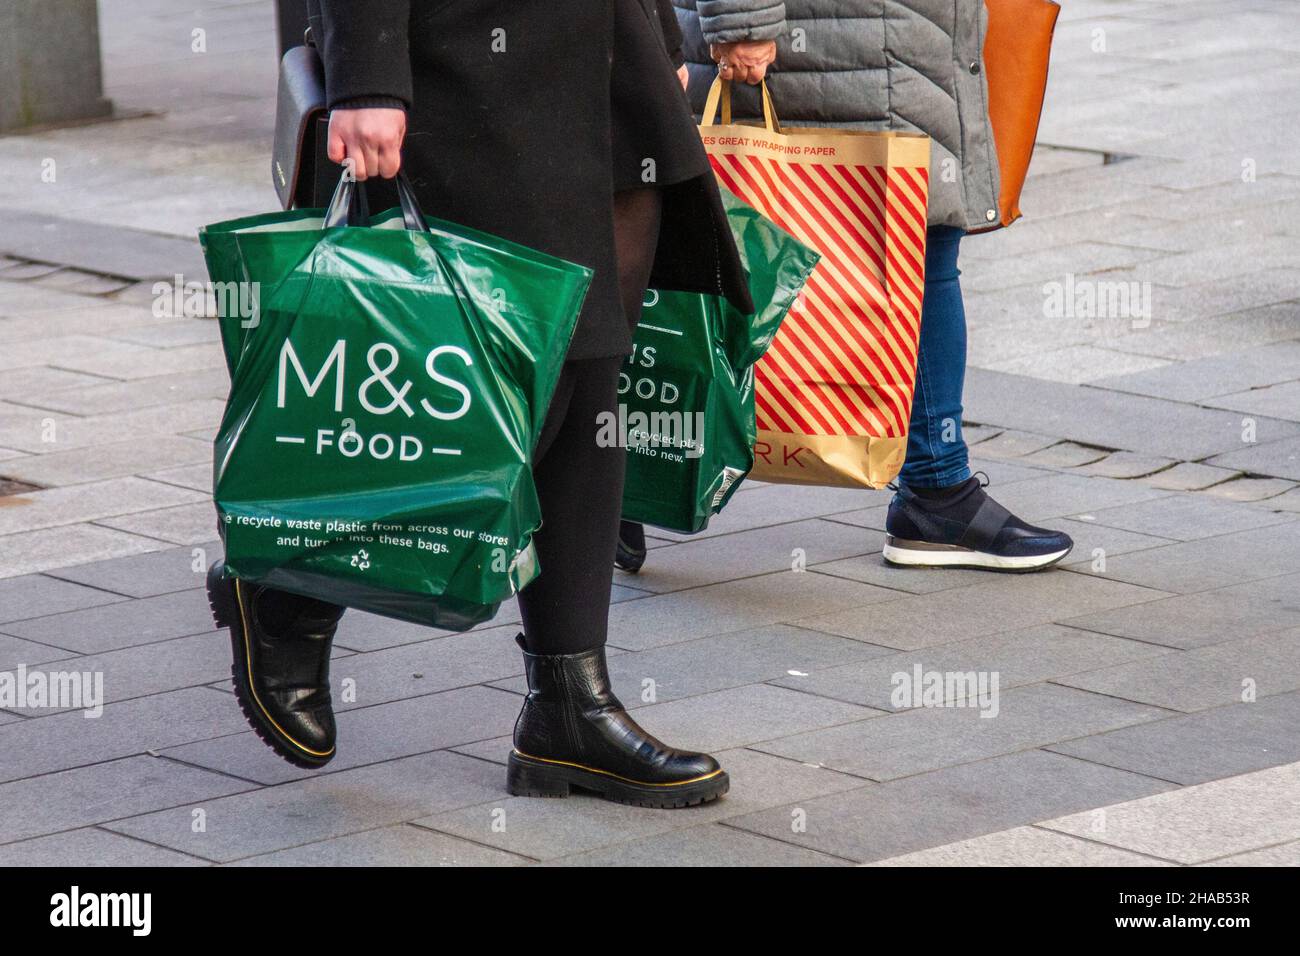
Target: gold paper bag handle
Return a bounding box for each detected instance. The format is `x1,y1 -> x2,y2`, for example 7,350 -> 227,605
701,76 -> 783,133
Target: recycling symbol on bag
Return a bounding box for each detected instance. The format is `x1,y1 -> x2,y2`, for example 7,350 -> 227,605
350,549 -> 371,571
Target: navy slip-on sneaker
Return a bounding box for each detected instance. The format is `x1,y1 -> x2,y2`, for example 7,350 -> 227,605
883,475 -> 1073,572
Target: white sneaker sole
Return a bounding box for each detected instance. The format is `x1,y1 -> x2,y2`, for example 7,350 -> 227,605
883,538 -> 1072,572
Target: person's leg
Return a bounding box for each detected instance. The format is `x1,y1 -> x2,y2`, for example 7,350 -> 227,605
518,186 -> 661,652
516,356 -> 625,654
206,567 -> 344,768
609,187 -> 662,574
509,186 -> 729,806
899,226 -> 970,490
883,227 -> 1074,572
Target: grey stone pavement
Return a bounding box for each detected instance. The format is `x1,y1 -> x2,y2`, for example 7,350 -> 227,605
0,0 -> 1298,866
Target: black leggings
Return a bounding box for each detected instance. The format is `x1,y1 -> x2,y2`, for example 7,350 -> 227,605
518,186 -> 662,655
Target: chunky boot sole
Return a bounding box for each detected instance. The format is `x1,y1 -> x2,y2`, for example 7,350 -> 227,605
883,536 -> 1072,573
614,542 -> 647,574
206,564 -> 335,770
507,750 -> 729,809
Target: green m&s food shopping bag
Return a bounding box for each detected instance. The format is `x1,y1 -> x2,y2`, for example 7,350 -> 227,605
618,188 -> 819,533
200,174 -> 592,630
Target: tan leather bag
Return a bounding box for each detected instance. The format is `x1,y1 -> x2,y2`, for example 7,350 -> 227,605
976,0 -> 1060,232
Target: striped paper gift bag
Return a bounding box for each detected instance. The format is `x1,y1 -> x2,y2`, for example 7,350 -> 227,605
700,79 -> 930,488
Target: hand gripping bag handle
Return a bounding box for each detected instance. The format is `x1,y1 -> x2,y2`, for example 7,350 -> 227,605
322,169 -> 431,233
701,77 -> 782,133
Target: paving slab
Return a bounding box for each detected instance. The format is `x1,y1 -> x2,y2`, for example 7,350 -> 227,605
228,823 -> 530,867
0,366 -> 109,401
142,462 -> 212,493
1018,442 -> 1113,468
0,523 -> 163,578
3,631 -> 233,716
1202,839 -> 1300,867
965,367 -> 1300,459
1091,340 -> 1300,402
604,683 -> 879,755
604,569 -> 901,652
0,827 -> 209,867
1048,518 -> 1177,568
0,306 -> 169,346
158,684 -> 519,786
56,342 -> 225,381
0,398 -> 225,455
549,823 -> 850,867
1080,492 -> 1293,539
771,624 -> 1172,710
1142,461 -> 1241,491
985,347 -> 1171,386
0,436 -> 211,487
0,284 -> 121,318
1263,486 -> 1300,513
1208,433 -> 1300,481
628,518 -> 879,594
2,586 -> 218,653
96,501 -> 220,545
1047,690 -> 1300,785
961,430 -> 1061,460
1056,627 -> 1300,712
0,572 -> 127,624
0,476 -> 206,536
960,424 -> 1002,445
0,209 -> 208,281
493,622 -> 888,704
103,750 -> 509,863
795,570 -> 1168,650
1107,301 -> 1300,362
0,632 -> 78,670
0,755 -> 252,846
320,623 -> 526,712
108,320 -> 222,349
0,687 -> 247,784
751,683 -> 1168,781
962,472 -> 1171,523
809,558 -> 1013,595
1071,522 -> 1300,593
1078,451 -> 1178,479
1041,761 -> 1300,864
0,336 -> 154,380
414,748 -> 865,862
1060,572 -> 1300,650
865,825 -> 1173,867
722,750 -> 1173,864
647,482 -> 881,542
43,542 -> 216,598
1201,476 -> 1297,502
26,367 -> 229,418
966,457 -> 1060,485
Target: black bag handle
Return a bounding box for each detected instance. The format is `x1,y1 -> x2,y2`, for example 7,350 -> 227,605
322,169 -> 429,233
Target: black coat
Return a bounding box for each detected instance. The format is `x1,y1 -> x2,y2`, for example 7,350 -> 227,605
307,0 -> 750,361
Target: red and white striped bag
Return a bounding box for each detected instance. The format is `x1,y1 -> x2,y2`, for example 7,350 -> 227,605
700,79 -> 930,488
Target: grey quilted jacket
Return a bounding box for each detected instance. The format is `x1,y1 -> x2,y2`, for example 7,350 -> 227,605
673,1 -> 1001,231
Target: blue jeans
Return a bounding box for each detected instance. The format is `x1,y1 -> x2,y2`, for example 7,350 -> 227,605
898,225 -> 971,490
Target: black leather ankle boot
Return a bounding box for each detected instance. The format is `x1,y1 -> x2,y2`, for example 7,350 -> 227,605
206,562 -> 343,768
508,635 -> 729,807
